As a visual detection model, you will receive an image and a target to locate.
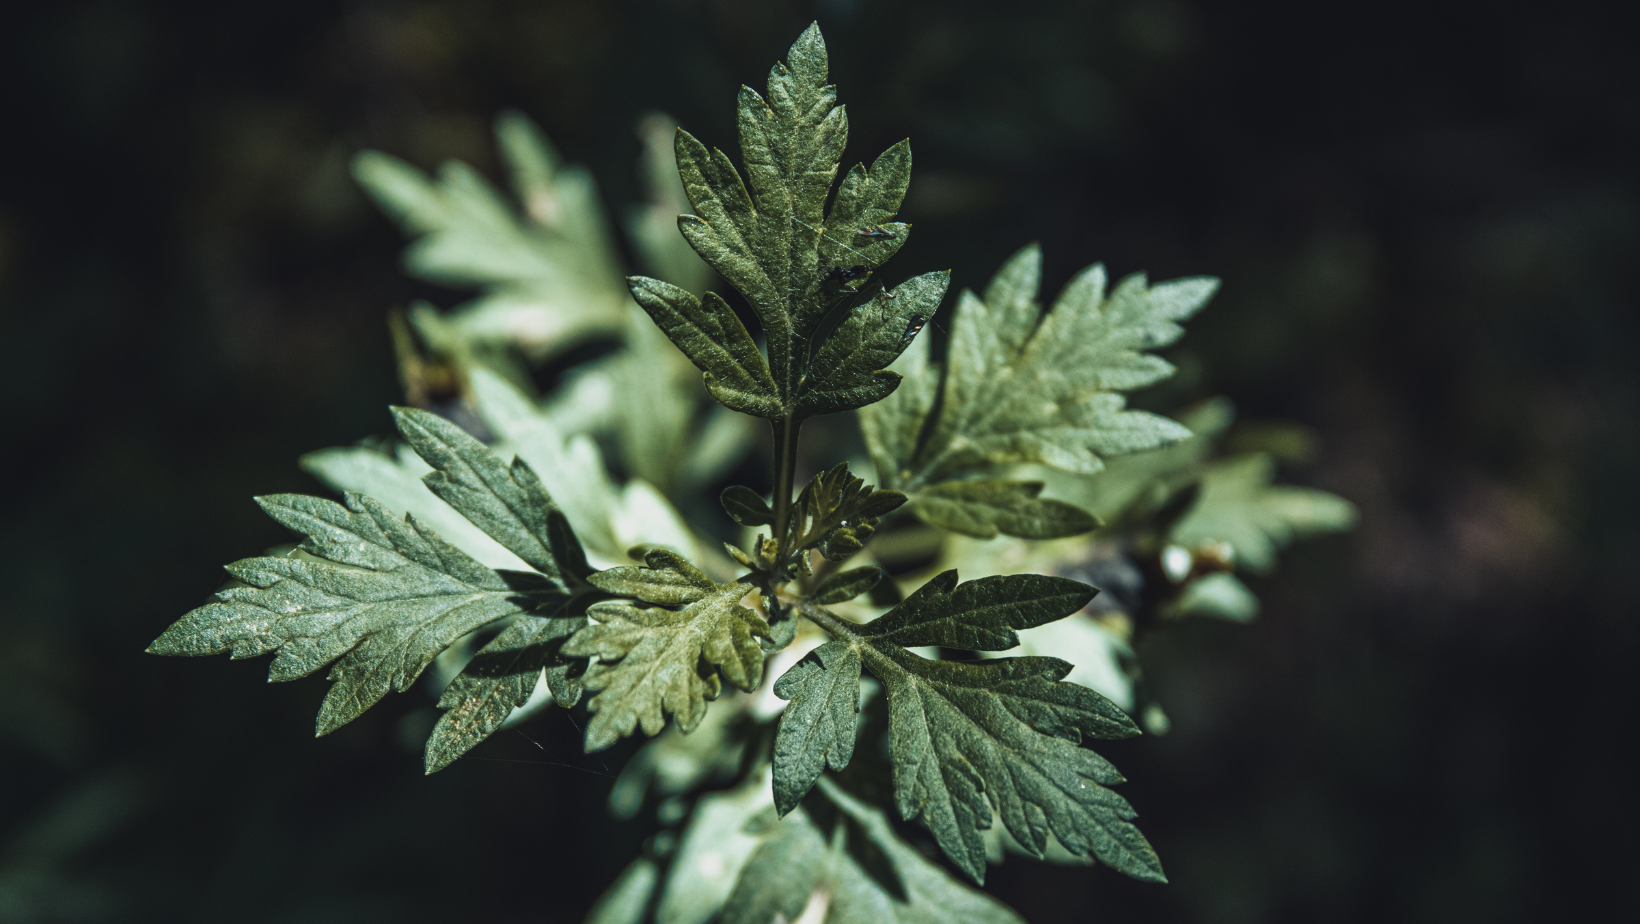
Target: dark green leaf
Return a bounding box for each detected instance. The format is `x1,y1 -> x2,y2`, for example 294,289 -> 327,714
813,567 -> 885,605
626,276 -> 781,418
797,271 -> 951,418
392,406 -> 590,581
148,493 -> 551,736
912,480 -> 1098,539
665,24 -> 927,410
861,570 -> 1094,651
565,555 -> 770,750
785,570 -> 1158,884
790,462 -> 906,558
771,641 -> 862,815
720,485 -> 774,528
866,646 -> 1158,884
425,601 -> 589,773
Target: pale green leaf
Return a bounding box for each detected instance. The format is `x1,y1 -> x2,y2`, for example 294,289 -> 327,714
718,779 -> 1025,924
628,111 -> 715,296
566,552 -> 770,750
858,332 -> 937,489
353,114 -> 628,359
584,857 -> 658,924
300,440 -> 527,571
1168,572 -> 1260,623
912,480 -> 1098,539
871,244 -> 1219,490
148,493 -> 552,736
657,772 -> 776,924
1171,453 -> 1358,573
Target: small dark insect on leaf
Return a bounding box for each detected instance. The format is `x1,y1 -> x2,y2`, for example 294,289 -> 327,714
821,265 -> 868,284
856,225 -> 897,239
901,314 -> 929,344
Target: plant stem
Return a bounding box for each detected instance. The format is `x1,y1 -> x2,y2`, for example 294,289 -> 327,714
794,598 -> 859,640
769,413 -> 801,579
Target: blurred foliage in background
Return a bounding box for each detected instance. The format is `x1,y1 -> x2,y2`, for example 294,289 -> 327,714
1,0 -> 1635,922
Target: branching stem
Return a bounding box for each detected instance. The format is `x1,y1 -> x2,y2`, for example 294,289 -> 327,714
794,598 -> 859,640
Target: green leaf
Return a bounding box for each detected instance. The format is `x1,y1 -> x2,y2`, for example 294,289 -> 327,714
869,648 -> 1159,884
720,485 -> 774,528
912,480 -> 1098,539
565,551 -> 771,750
626,276 -> 781,418
858,332 -> 938,490
300,439 -> 528,571
1170,453 -> 1358,573
860,570 -> 1095,651
587,548 -> 717,606
813,566 -> 885,605
718,779 -> 1026,924
772,641 -> 862,816
784,571 -> 1160,884
629,112 -> 715,296
790,462 -> 907,561
657,772 -> 777,924
148,493 -> 554,736
1167,572 -> 1260,623
352,113 -> 628,360
796,271 -> 951,417
866,244 -> 1219,490
583,857 -> 659,924
424,601 -> 590,774
392,406 -> 591,582
668,24 -> 926,408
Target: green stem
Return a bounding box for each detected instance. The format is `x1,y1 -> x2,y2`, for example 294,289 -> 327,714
795,598 -> 859,640
769,413 -> 802,578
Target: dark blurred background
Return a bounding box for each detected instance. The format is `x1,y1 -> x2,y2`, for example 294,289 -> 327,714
2,0 -> 1636,921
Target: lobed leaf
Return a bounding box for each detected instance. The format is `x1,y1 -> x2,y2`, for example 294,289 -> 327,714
776,570 -> 1159,884
868,647 -> 1157,884
424,602 -> 589,774
862,244 -> 1220,493
626,276 -> 781,418
666,23 -> 928,412
718,778 -> 1026,924
148,493 -> 557,736
912,480 -> 1098,540
392,406 -> 591,582
566,554 -> 770,751
771,641 -> 862,816
1170,453 -> 1358,573
812,566 -> 885,605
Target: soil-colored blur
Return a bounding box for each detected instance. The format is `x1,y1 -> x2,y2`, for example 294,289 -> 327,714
1,1 -> 1634,921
